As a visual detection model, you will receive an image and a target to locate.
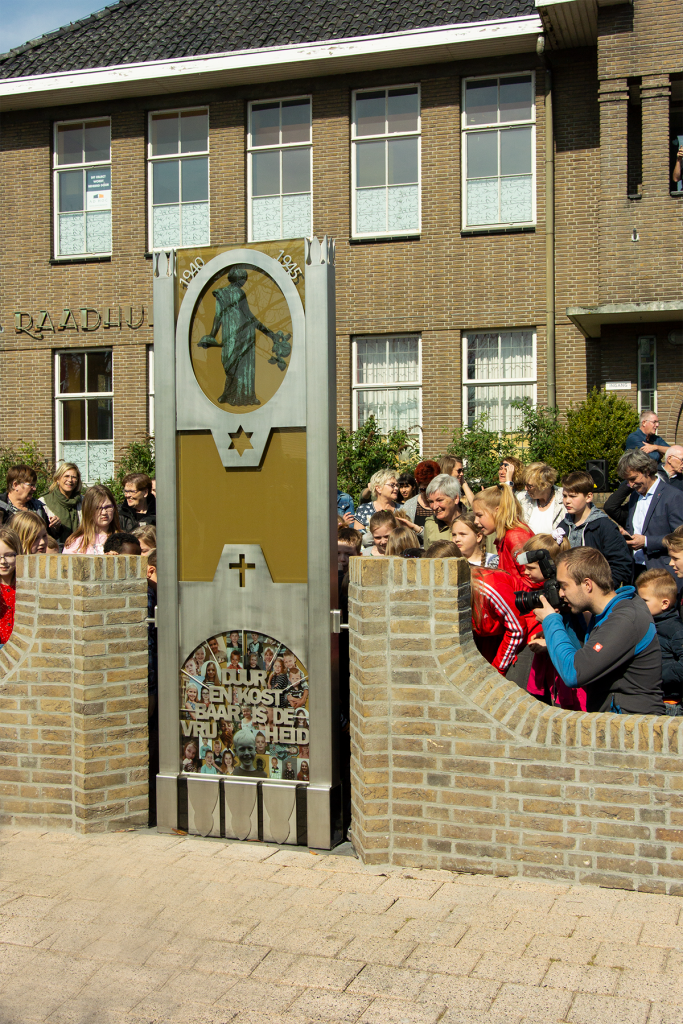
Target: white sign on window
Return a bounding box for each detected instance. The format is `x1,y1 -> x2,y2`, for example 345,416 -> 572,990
605,381 -> 631,391
86,168 -> 111,210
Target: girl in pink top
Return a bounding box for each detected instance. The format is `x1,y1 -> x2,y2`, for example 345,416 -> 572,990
63,485 -> 120,554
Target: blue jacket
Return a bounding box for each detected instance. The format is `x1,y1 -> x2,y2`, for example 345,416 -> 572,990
558,506 -> 633,588
543,587 -> 663,714
625,428 -> 668,464
625,478 -> 683,581
652,606 -> 683,703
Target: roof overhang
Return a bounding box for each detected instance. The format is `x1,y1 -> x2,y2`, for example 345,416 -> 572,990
566,301 -> 683,339
536,0 -> 630,49
0,15 -> 543,112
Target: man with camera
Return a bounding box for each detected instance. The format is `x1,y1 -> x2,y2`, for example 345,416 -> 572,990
534,547 -> 664,715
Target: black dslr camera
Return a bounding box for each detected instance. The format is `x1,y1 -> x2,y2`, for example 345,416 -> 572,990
513,549 -> 562,614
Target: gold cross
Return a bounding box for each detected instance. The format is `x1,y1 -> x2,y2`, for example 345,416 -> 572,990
229,553 -> 256,587
228,426 -> 254,456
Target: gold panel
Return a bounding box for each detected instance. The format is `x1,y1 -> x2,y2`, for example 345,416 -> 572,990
177,429 -> 307,583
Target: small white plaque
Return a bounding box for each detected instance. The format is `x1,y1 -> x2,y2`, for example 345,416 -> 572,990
605,381 -> 631,391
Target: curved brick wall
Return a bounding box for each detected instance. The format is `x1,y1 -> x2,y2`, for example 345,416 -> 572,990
348,556 -> 683,894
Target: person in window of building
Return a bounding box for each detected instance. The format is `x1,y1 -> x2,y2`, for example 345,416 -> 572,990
103,533 -> 142,556
673,145 -> 683,186
423,474 -> 465,546
118,473 -> 156,533
397,472 -> 418,503
0,528 -> 20,651
38,463 -> 82,547
535,547 -> 663,715
558,470 -> 633,588
498,456 -> 525,490
63,485 -> 120,554
0,465 -> 49,528
516,462 -> 565,535
11,511 -> 49,554
400,460 -> 441,537
352,469 -> 404,532
438,455 -> 476,507
658,446 -> 683,493
616,449 -> 683,583
472,485 -> 533,585
625,411 -> 668,464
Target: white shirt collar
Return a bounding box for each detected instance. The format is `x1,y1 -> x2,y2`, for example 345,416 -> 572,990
638,480 -> 659,500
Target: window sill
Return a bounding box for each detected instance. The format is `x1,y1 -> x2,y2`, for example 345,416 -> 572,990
50,255 -> 112,265
628,193 -> 642,201
671,190 -> 683,198
461,225 -> 535,237
349,234 -> 420,245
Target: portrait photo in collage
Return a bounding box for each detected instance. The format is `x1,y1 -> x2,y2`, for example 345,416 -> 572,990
180,630 -> 309,781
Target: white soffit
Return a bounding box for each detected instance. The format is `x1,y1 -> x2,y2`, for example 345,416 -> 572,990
0,15 -> 543,111
536,0 -> 597,48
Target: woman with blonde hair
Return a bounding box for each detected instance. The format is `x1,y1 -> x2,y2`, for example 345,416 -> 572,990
352,468 -> 403,531
11,510 -> 48,554
39,463 -> 82,546
132,524 -> 156,556
0,527 -> 21,649
63,485 -> 120,554
516,462 -> 564,534
472,485 -> 533,585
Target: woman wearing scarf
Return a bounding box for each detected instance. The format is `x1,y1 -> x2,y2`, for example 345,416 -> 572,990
39,463 -> 82,548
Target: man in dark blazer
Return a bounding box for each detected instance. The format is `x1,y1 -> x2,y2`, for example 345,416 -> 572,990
618,449 -> 683,585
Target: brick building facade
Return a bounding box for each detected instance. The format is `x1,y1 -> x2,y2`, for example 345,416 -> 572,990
0,0 -> 681,477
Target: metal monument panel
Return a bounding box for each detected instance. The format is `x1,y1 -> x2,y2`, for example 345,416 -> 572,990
153,238 -> 339,849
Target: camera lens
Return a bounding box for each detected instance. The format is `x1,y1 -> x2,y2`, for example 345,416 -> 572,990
513,590 -> 543,614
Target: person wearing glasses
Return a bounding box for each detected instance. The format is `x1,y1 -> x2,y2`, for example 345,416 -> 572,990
63,485 -> 121,554
117,473 -> 156,533
352,469 -> 405,531
625,412 -> 668,464
659,447 -> 683,494
0,465 -> 49,528
0,527 -> 20,649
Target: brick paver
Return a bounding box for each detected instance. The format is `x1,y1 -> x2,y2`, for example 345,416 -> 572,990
2,826 -> 683,1023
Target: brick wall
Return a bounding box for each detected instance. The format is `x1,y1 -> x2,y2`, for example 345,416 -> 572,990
348,556 -> 683,894
0,554 -> 149,832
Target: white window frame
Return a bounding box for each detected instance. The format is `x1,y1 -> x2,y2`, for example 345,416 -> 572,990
54,348 -> 114,483
247,94 -> 313,243
147,106 -> 210,252
637,335 -> 657,414
352,334 -> 423,447
461,71 -> 536,231
147,345 -> 155,435
461,330 -> 537,428
53,116 -> 112,259
351,84 -> 422,239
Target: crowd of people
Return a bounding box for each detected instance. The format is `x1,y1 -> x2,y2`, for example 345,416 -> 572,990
338,410 -> 683,718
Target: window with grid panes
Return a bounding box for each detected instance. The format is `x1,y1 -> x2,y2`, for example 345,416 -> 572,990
352,86 -> 420,237
55,350 -> 114,483
462,74 -> 535,228
248,98 -> 312,242
638,336 -> 657,413
353,336 -> 421,438
463,330 -> 536,431
148,109 -> 209,249
54,119 -> 111,257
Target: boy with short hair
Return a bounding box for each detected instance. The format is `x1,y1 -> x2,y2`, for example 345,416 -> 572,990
337,525 -> 361,574
364,509 -> 397,557
664,526 -> 683,623
559,471 -> 633,587
636,568 -> 683,715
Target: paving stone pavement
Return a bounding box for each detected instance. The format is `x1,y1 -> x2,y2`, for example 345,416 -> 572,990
1,827 -> 683,1024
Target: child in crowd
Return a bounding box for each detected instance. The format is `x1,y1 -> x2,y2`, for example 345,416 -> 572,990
63,484 -> 120,554
472,485 -> 533,585
133,524 -> 156,556
363,509 -> 396,556
386,524 -> 419,556
636,569 -> 683,715
12,510 -> 49,554
45,535 -> 60,553
665,527 -> 683,622
469,564 -> 525,676
558,471 -> 633,587
425,541 -> 460,557
451,512 -> 497,567
103,532 -> 142,555
0,527 -> 20,649
338,526 -> 361,574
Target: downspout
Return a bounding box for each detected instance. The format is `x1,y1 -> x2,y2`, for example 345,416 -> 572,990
542,42 -> 556,408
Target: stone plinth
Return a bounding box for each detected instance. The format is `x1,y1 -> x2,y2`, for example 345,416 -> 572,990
0,555 -> 149,832
348,556 -> 683,894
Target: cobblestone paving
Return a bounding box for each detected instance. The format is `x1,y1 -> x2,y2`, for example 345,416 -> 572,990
1,827 -> 683,1024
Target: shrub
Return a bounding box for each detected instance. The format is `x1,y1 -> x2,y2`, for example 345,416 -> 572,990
0,441 -> 54,497
553,389 -> 639,487
97,435 -> 155,503
443,414 -> 518,488
337,417 -> 419,504
511,398 -> 563,467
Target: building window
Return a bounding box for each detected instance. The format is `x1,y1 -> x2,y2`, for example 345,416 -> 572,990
352,86 -> 420,237
147,345 -> 155,435
53,118 -> 111,257
671,74 -> 683,194
55,349 -> 114,483
148,109 -> 209,250
463,330 -> 536,431
248,97 -> 312,242
638,335 -> 657,413
352,335 -> 421,438
462,74 -> 535,229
